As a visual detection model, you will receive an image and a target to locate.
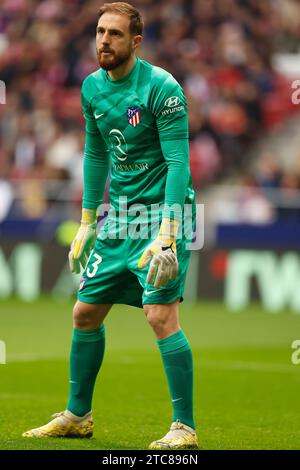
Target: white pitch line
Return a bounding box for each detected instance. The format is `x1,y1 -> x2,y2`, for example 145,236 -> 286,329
6,353 -> 64,362
201,359 -> 300,374
4,353 -> 300,374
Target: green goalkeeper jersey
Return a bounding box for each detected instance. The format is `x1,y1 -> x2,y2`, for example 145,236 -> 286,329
81,56 -> 195,223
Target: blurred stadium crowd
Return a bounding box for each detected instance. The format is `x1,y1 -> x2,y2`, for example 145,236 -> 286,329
0,0 -> 300,222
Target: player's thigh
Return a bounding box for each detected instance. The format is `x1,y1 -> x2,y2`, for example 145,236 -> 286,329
73,300 -> 112,329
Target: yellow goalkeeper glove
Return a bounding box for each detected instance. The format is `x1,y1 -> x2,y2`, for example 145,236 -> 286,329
138,218 -> 179,288
68,208 -> 97,274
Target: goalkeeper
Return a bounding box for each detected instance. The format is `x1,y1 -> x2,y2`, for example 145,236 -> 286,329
23,1 -> 198,450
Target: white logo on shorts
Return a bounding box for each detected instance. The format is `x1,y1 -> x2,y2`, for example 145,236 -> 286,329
144,289 -> 160,295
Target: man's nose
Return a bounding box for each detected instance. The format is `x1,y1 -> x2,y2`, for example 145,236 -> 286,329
101,31 -> 110,44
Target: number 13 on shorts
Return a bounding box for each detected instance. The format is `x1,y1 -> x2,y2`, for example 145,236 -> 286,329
86,253 -> 102,278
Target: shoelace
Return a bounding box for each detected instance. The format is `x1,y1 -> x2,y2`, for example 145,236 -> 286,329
162,420 -> 192,440
50,411 -> 73,425
52,411 -> 65,418
51,411 -> 91,424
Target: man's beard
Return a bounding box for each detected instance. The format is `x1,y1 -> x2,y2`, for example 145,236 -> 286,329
97,46 -> 132,71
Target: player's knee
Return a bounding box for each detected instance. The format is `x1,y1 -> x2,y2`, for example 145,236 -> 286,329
144,306 -> 176,335
72,302 -> 98,329
144,301 -> 181,338
146,312 -> 165,332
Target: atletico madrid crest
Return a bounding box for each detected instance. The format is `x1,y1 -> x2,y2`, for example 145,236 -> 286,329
127,106 -> 141,127
79,276 -> 86,291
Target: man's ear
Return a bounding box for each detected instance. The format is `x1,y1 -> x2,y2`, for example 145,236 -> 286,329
133,35 -> 143,50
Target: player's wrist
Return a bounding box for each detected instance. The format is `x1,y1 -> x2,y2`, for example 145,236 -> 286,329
158,218 -> 179,242
81,208 -> 97,225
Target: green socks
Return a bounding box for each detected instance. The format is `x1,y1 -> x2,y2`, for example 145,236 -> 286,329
157,329 -> 195,429
66,325 -> 194,426
67,324 -> 105,417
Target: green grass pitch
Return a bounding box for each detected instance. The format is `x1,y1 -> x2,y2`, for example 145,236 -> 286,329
1,297 -> 300,450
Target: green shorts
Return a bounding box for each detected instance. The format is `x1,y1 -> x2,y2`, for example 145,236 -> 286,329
77,222 -> 192,308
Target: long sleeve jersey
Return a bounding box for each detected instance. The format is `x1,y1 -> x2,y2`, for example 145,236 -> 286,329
81,56 -> 195,223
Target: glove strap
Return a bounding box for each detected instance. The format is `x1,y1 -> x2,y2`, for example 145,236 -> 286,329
158,218 -> 179,241
81,208 -> 97,225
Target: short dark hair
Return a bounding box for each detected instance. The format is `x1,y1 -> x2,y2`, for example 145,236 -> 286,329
98,2 -> 144,36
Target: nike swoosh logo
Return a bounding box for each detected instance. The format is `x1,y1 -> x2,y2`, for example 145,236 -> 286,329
95,113 -> 104,119
69,380 -> 77,384
144,289 -> 160,295
172,398 -> 183,403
